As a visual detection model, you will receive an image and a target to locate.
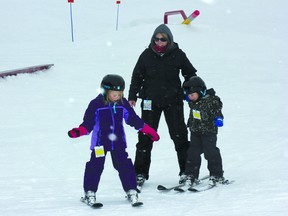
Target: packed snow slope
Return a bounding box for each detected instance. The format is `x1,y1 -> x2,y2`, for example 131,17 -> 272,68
0,0 -> 287,216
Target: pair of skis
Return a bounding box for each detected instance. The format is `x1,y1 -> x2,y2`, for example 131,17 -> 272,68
157,176 -> 234,193
80,196 -> 143,209
176,179 -> 234,192
157,175 -> 209,192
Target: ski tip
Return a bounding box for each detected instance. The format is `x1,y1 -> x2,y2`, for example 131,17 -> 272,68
157,185 -> 166,190
132,202 -> 143,207
91,203 -> 103,208
223,179 -> 235,184
174,187 -> 185,192
187,187 -> 200,192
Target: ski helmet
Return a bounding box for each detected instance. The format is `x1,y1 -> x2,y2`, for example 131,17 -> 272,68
183,76 -> 207,96
101,74 -> 125,92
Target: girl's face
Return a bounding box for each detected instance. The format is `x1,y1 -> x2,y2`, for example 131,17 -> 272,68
108,90 -> 122,102
188,92 -> 199,102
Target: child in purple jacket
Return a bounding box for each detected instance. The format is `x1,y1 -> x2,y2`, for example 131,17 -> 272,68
68,74 -> 159,207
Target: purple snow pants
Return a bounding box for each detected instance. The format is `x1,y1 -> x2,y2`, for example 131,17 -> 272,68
83,148 -> 137,192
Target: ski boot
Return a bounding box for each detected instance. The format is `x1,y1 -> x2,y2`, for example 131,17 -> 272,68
208,176 -> 226,186
136,174 -> 146,192
126,189 -> 143,207
186,175 -> 197,187
179,173 -> 188,184
81,191 -> 103,208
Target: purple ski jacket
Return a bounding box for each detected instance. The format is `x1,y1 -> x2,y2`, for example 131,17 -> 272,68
80,94 -> 145,151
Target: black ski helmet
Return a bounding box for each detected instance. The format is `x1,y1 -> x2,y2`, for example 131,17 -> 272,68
101,74 -> 125,92
183,76 -> 207,96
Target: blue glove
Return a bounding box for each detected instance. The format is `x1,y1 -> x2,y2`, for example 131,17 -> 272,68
214,117 -> 223,127
184,95 -> 190,102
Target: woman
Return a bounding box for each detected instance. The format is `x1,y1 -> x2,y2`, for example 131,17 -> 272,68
128,24 -> 198,189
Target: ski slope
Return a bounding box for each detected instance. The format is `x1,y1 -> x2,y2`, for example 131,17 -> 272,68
0,0 -> 287,215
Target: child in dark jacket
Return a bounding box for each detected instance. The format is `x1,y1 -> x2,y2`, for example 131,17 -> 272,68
68,74 -> 159,207
182,76 -> 225,186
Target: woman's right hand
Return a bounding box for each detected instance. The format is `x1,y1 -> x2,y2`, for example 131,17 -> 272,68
129,100 -> 136,107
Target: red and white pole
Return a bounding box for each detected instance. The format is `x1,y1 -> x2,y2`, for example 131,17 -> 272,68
116,1 -> 121,31
68,0 -> 75,42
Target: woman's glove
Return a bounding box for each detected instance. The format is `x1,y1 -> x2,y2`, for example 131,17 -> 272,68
140,124 -> 160,141
68,126 -> 88,138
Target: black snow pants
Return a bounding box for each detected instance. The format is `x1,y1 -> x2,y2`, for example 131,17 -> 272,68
185,132 -> 223,178
134,101 -> 189,180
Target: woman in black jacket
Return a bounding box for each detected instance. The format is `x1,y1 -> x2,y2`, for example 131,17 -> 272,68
128,24 -> 197,189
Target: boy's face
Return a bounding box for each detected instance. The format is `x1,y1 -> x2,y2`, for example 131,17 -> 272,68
108,90 -> 122,102
188,92 -> 199,102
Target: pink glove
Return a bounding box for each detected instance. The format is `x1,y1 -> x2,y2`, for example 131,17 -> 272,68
140,124 -> 160,141
68,126 -> 87,138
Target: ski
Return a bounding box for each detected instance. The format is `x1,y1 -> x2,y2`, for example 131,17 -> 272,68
174,186 -> 187,193
131,201 -> 143,207
188,179 -> 234,192
188,184 -> 215,192
158,175 -> 209,192
127,197 -> 143,207
174,179 -> 204,193
80,196 -> 103,208
157,183 -> 184,191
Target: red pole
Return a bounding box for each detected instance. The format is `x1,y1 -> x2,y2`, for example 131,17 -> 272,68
164,10 -> 187,24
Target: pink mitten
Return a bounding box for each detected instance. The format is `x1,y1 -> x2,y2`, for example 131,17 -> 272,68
140,124 -> 160,141
68,126 -> 87,138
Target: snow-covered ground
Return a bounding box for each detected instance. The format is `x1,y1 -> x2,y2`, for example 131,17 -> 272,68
0,0 -> 287,215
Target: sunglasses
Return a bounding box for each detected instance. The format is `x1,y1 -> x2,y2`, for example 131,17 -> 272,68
154,37 -> 168,42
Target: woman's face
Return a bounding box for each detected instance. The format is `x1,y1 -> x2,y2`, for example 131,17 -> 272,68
154,33 -> 168,47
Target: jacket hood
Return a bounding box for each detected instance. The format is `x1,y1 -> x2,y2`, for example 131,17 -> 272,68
149,24 -> 176,52
205,88 -> 216,97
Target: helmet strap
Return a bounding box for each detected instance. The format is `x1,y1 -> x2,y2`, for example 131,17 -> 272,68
200,89 -> 206,97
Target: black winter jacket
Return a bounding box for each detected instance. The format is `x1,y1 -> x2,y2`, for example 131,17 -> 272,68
187,88 -> 224,134
128,43 -> 197,106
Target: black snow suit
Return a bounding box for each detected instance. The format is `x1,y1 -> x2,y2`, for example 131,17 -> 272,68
128,24 -> 197,179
